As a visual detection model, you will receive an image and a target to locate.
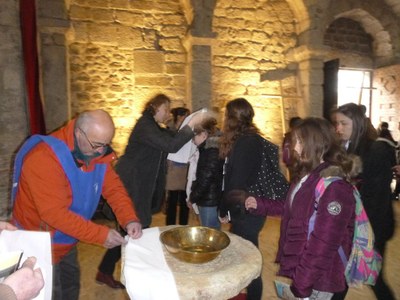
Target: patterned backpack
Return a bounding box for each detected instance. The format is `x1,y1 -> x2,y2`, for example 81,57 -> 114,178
309,176 -> 382,287
247,137 -> 289,200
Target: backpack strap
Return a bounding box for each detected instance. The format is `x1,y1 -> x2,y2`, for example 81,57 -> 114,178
308,176 -> 348,266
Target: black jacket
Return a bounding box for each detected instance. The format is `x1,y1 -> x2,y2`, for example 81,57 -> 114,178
116,110 -> 194,227
190,136 -> 224,207
360,137 -> 396,244
220,134 -> 263,217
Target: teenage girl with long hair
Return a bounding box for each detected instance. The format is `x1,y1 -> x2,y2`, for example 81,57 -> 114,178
246,118 -> 358,300
219,98 -> 271,300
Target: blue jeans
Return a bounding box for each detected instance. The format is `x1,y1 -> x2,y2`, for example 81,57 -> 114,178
198,206 -> 220,230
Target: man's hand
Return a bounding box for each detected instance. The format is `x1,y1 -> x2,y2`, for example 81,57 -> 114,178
103,229 -> 126,248
126,222 -> 142,239
3,257 -> 44,300
0,221 -> 17,232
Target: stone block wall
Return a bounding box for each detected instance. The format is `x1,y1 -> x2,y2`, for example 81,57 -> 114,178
68,0 -> 300,149
68,0 -> 189,155
0,0 -> 28,218
324,18 -> 373,56
212,0 -> 298,145
1,0 -> 400,217
372,64 -> 400,140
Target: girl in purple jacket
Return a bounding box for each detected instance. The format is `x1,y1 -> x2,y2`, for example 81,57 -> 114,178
246,118 -> 360,300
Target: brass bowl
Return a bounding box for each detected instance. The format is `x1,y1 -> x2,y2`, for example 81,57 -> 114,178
159,226 -> 230,264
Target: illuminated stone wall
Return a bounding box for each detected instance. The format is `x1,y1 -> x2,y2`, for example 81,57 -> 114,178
68,0 -> 299,149
212,0 -> 298,143
1,0 -> 400,217
68,0 -> 189,154
372,64 -> 400,140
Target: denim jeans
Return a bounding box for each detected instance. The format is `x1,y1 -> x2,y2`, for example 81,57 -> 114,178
198,206 -> 220,230
53,246 -> 80,300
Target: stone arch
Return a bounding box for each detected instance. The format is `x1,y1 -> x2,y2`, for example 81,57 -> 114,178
384,0 -> 400,17
321,0 -> 399,66
335,10 -> 393,63
324,18 -> 373,56
284,0 -> 310,34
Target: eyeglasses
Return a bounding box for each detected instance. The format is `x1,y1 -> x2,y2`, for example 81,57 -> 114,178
78,128 -> 109,150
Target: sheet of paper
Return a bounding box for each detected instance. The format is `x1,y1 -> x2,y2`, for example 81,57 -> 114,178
167,108 -> 208,163
0,250 -> 23,282
0,230 -> 52,300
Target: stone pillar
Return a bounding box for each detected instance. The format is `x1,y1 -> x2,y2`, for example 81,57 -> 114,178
183,37 -> 214,111
0,0 -> 28,218
287,45 -> 325,117
184,0 -> 217,111
37,0 -> 71,131
38,22 -> 71,131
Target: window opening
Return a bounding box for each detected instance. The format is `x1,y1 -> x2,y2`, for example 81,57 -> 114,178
337,69 -> 372,116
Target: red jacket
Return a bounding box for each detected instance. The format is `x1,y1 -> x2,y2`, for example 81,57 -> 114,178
12,120 -> 139,263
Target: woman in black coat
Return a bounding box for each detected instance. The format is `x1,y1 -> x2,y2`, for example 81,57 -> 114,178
218,98 -> 277,300
96,94 -> 203,288
332,103 -> 396,300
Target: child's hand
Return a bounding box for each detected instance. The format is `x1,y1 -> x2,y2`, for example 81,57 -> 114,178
245,196 -> 257,210
218,215 -> 230,224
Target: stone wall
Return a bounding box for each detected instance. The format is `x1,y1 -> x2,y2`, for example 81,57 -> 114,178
1,0 -> 400,217
0,0 -> 28,218
324,18 -> 373,56
372,64 -> 400,140
67,0 -> 300,148
68,0 -> 189,154
212,0 -> 298,143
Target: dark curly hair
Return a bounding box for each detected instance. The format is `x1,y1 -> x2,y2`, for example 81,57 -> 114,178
143,93 -> 171,115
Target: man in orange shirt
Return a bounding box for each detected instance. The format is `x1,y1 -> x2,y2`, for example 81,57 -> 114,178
11,110 -> 142,300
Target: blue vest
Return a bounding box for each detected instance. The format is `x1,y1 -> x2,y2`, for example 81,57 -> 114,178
12,135 -> 106,245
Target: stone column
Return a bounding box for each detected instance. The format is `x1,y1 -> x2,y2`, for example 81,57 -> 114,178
183,0 -> 217,111
183,37 -> 215,111
37,0 -> 71,131
287,45 -> 326,117
38,21 -> 71,131
0,0 -> 28,218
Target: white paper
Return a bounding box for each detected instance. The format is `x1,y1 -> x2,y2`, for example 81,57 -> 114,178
0,250 -> 23,282
0,230 -> 52,300
123,227 -> 179,300
167,108 -> 208,164
186,148 -> 200,215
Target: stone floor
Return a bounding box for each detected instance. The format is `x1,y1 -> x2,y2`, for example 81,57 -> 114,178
78,201 -> 400,300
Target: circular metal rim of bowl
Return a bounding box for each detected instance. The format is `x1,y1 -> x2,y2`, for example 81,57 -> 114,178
159,226 -> 231,264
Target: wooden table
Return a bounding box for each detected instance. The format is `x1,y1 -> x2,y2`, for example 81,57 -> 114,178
123,226 -> 262,300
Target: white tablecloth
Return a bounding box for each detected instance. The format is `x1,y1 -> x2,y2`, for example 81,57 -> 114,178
123,226 -> 262,300
122,227 -> 179,300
